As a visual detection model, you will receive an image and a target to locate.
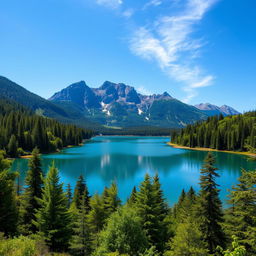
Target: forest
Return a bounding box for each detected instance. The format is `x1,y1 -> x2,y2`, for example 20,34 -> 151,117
0,99 -> 93,157
171,111 -> 256,153
0,149 -> 255,256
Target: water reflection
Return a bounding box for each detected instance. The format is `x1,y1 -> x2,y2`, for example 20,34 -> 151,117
11,136 -> 256,206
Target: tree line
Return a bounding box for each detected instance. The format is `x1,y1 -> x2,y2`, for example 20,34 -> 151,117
0,99 -> 93,157
171,111 -> 256,153
0,149 -> 255,256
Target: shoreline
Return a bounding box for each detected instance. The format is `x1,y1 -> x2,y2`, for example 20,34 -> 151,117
98,135 -> 170,137
19,140 -> 90,159
168,142 -> 256,158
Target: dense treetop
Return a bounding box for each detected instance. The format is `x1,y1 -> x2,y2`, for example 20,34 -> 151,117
0,98 -> 93,157
171,111 -> 256,153
0,150 -> 255,256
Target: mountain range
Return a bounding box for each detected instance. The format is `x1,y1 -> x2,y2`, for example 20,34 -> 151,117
194,103 -> 240,116
49,80 -> 208,128
0,76 -> 240,130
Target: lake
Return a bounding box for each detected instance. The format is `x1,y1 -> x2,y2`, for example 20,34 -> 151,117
11,136 -> 256,207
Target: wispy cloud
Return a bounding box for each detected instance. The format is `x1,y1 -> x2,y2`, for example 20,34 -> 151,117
143,0 -> 162,10
122,8 -> 134,18
137,86 -> 153,95
130,0 -> 217,102
96,0 -> 123,9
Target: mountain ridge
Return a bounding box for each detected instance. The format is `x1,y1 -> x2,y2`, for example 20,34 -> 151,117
49,80 -> 207,128
195,103 -> 240,116
0,75 -> 241,130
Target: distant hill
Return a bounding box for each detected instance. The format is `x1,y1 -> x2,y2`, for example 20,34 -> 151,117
0,76 -> 99,129
49,80 -> 208,128
195,103 -> 240,116
171,111 -> 256,153
0,75 -> 241,131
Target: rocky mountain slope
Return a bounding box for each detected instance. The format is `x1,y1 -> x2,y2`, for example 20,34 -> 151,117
195,103 -> 240,116
49,81 -> 207,128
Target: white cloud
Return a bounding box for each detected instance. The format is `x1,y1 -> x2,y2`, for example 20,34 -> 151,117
137,86 -> 153,95
122,8 -> 134,18
143,0 -> 162,10
130,0 -> 217,102
96,0 -> 123,9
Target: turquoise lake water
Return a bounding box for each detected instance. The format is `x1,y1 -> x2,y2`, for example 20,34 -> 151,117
11,136 -> 256,206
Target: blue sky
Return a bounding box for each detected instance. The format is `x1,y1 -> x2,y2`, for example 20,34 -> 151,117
0,0 -> 255,112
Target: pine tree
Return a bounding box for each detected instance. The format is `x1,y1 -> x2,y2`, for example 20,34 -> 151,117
20,148 -> 44,234
103,182 -> 121,219
72,175 -> 90,211
70,191 -> 92,256
136,174 -> 168,252
34,162 -> 71,252
173,189 -> 186,221
7,134 -> 18,157
0,154 -> 18,236
196,152 -> 226,254
66,183 -> 72,208
87,193 -> 106,250
225,169 -> 256,254
127,186 -> 137,205
151,174 -> 168,252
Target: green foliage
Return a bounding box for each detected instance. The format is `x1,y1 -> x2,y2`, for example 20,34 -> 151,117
34,163 -> 72,252
164,217 -> 208,256
70,192 -> 92,256
127,186 -> 137,205
140,246 -> 160,256
225,170 -> 256,254
20,148 -> 44,234
196,152 -> 226,254
136,174 -> 168,253
88,194 -> 106,234
7,134 -> 18,157
0,234 -> 48,256
172,111 -> 256,152
72,175 -> 90,211
1,149 -> 256,256
66,183 -> 72,208
218,236 -> 246,256
103,182 -> 121,217
95,206 -> 148,256
0,154 -> 18,236
0,101 -> 92,157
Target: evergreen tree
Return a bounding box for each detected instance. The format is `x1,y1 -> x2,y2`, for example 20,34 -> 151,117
171,111 -> 256,153
34,163 -> 71,252
103,182 -> 121,219
173,189 -> 186,221
151,174 -> 168,252
0,154 -> 18,236
72,175 -> 90,211
88,193 -> 106,234
127,186 -> 137,205
225,169 -> 256,254
20,148 -> 44,234
70,191 -> 92,256
7,134 -> 18,157
196,152 -> 226,254
136,174 -> 168,253
66,183 -> 72,208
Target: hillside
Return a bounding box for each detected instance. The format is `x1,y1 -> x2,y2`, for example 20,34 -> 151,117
0,98 -> 93,157
49,80 -> 208,128
171,111 -> 256,153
